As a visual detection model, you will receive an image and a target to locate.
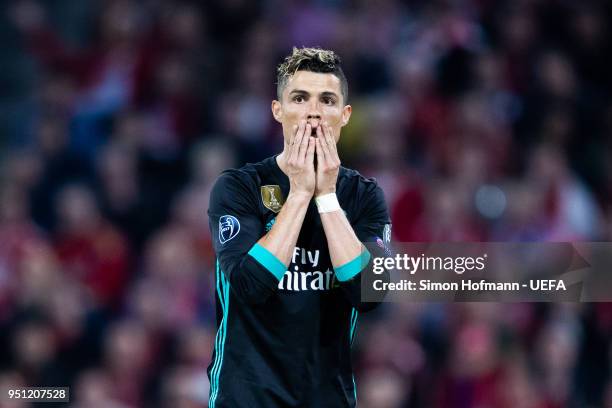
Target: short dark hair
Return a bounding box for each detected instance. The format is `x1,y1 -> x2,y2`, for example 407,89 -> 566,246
276,47 -> 348,103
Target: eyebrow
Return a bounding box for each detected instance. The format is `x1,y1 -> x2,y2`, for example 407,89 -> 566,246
289,89 -> 339,98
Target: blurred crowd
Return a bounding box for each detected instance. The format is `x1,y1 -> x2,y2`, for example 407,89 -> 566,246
1,0 -> 612,407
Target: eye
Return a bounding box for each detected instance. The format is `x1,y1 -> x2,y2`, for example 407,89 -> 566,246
292,95 -> 305,103
322,96 -> 336,105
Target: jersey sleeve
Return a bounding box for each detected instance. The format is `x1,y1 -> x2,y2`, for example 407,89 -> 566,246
338,181 -> 392,312
208,171 -> 284,305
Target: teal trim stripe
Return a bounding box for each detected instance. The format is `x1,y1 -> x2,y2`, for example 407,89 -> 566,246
209,260 -> 230,408
350,308 -> 359,346
208,262 -> 223,407
210,262 -> 229,407
209,261 -> 223,407
248,243 -> 287,280
335,250 -> 371,282
213,273 -> 229,405
349,307 -> 359,404
349,308 -> 359,406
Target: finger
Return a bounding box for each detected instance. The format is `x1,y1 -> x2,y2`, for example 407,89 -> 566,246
291,120 -> 306,162
298,123 -> 311,162
288,124 -> 297,147
324,123 -> 337,154
315,126 -> 327,161
315,137 -> 326,166
324,123 -> 340,163
316,124 -> 324,140
318,129 -> 333,165
287,124 -> 298,158
307,137 -> 316,165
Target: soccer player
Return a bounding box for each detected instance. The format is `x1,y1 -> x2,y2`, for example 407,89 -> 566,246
207,47 -> 391,407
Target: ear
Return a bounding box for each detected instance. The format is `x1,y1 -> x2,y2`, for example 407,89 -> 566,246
271,100 -> 283,123
340,105 -> 352,127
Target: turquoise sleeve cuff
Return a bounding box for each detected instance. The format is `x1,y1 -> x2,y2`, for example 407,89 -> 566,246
335,250 -> 371,282
248,243 -> 287,280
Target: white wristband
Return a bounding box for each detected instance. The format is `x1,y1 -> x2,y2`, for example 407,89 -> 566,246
315,193 -> 341,213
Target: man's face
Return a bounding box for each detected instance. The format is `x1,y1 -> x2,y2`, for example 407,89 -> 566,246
272,70 -> 351,144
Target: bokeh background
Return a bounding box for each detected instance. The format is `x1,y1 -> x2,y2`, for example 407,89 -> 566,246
1,0 -> 612,407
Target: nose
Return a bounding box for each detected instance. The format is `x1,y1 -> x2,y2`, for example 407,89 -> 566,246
307,101 -> 322,127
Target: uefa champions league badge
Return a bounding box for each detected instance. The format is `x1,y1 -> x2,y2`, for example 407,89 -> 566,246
219,215 -> 240,244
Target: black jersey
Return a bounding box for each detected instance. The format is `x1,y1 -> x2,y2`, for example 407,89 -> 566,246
207,155 -> 391,408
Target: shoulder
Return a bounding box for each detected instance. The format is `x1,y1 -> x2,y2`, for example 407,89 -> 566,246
337,166 -> 389,223
211,160 -> 264,193
209,161 -> 265,210
338,166 -> 385,198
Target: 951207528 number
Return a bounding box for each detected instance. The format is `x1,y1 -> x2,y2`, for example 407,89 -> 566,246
4,387 -> 70,402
